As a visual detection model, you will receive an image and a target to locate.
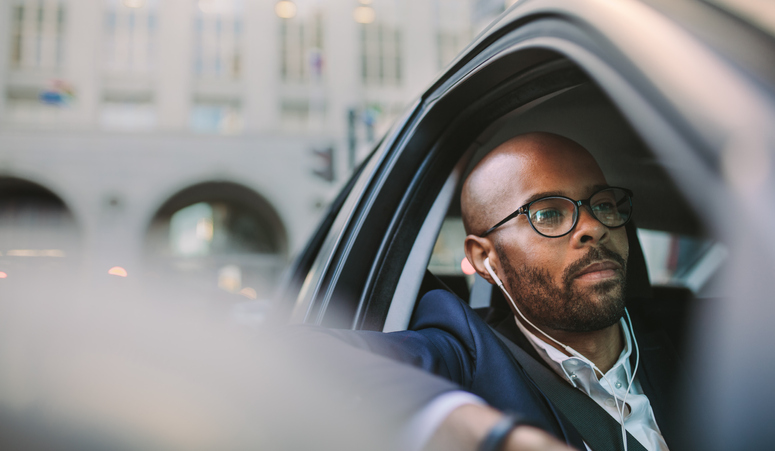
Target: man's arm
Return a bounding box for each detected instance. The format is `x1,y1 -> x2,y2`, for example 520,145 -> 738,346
427,404 -> 576,451
285,326 -> 576,451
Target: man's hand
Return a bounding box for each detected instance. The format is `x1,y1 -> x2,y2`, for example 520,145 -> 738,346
425,404 -> 576,451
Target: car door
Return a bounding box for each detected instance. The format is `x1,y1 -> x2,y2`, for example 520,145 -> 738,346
285,0 -> 771,322
283,2 -> 775,447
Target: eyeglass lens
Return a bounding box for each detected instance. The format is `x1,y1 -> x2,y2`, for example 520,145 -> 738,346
528,188 -> 631,237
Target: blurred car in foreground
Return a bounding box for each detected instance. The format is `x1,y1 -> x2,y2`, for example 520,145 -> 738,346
281,0 -> 775,449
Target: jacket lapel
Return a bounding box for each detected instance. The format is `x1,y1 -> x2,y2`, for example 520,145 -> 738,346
493,316 -> 587,449
632,328 -> 687,451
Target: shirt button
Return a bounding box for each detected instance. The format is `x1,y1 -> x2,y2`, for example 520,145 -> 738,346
605,398 -> 616,407
615,382 -> 623,389
569,372 -> 577,379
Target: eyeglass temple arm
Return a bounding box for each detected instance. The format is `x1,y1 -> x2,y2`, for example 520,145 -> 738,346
480,207 -> 525,237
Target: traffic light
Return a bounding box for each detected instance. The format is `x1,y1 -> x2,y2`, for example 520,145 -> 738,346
312,146 -> 335,182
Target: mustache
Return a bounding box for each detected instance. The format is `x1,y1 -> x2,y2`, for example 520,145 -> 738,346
562,246 -> 627,286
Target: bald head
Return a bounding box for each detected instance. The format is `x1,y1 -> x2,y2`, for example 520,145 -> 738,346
461,132 -> 605,236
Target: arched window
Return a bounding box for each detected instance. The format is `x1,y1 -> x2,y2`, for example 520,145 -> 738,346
145,182 -> 287,306
0,177 -> 79,275
167,200 -> 283,257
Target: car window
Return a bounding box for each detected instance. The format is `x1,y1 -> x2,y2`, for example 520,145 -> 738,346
427,217 -> 473,280
380,73 -> 715,331
637,229 -> 726,296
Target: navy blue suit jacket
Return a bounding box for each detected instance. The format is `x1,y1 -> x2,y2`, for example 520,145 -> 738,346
321,289 -> 684,450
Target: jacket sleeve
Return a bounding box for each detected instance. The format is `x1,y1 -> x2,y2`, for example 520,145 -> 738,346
283,289 -> 485,416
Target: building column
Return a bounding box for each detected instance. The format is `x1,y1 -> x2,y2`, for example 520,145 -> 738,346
156,0 -> 194,131
402,0 -> 436,100
63,0 -> 102,128
325,0 -> 361,179
0,0 -> 10,124
242,0 -> 280,134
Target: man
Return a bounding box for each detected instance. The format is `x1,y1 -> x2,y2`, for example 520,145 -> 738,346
311,132 -> 682,451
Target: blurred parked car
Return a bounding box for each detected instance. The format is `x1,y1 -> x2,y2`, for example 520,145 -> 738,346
281,1 -> 775,450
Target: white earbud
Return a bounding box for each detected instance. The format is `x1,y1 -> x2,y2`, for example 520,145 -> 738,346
484,257 -> 504,288
482,257 -> 640,451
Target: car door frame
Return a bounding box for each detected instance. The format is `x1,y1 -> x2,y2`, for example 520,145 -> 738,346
285,0 -> 775,333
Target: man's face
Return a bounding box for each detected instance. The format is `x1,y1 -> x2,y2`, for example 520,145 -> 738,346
490,146 -> 629,333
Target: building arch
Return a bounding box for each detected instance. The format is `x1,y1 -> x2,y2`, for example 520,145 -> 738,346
0,175 -> 75,214
146,181 -> 288,256
0,176 -> 81,258
144,181 -> 288,303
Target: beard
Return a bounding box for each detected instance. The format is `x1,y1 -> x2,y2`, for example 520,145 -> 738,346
495,243 -> 628,332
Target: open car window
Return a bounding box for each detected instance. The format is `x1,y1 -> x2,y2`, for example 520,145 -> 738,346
381,76 -> 718,332
290,2 -> 770,360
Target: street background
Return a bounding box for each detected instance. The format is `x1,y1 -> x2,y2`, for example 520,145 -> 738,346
0,0 -> 517,305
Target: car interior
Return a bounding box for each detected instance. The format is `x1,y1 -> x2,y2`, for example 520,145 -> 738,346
386,79 -> 723,355
288,47 -> 727,366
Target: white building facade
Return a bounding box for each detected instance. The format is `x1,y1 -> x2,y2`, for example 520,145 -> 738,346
0,0 -> 505,301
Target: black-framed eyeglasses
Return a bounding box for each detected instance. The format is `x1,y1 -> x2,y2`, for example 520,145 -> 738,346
479,187 -> 634,238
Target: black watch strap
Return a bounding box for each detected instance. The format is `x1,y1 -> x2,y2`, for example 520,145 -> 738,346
478,413 -> 535,451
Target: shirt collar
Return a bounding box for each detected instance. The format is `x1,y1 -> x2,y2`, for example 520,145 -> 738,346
513,315 -> 633,387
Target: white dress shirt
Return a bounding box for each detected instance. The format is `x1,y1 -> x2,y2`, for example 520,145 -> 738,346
514,316 -> 669,451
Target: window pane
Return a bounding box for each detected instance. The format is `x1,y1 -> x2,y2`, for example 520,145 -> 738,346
637,228 -> 725,293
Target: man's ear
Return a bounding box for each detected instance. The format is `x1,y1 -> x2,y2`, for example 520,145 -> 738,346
464,235 -> 499,285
